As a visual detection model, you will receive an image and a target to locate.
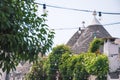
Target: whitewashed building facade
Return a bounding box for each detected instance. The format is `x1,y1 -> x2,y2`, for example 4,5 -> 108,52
0,62 -> 31,80
0,69 -> 6,80
104,38 -> 120,80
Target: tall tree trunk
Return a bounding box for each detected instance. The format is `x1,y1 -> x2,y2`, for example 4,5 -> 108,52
5,72 -> 9,80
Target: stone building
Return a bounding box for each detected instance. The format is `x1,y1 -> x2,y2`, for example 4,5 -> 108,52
104,38 -> 120,80
67,11 -> 120,80
67,11 -> 111,54
0,61 -> 31,80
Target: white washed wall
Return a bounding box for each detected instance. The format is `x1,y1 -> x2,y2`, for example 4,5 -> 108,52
104,40 -> 120,72
0,69 -> 6,80
104,40 -> 110,56
104,39 -> 120,80
108,43 -> 119,72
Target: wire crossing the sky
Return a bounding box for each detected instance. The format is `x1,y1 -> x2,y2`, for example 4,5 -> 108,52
104,22 -> 120,26
52,22 -> 120,30
34,2 -> 120,31
35,2 -> 120,15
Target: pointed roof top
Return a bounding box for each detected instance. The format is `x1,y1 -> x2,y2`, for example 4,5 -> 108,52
66,10 -> 112,54
90,11 -> 101,25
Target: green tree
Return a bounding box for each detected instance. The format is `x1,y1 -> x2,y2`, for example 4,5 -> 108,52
24,57 -> 47,80
84,53 -> 109,80
92,54 -> 109,80
45,44 -> 71,80
73,54 -> 89,80
0,0 -> 54,73
24,45 -> 108,80
59,53 -> 74,80
88,38 -> 103,53
60,53 -> 108,80
24,44 -> 71,80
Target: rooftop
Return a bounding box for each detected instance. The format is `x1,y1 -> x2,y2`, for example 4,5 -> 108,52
67,11 -> 111,54
90,11 -> 101,25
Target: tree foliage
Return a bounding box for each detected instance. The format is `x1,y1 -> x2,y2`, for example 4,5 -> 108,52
25,44 -> 109,80
25,44 -> 72,80
60,53 -> 108,80
24,58 -> 47,80
59,53 -> 75,80
84,53 -> 109,80
88,38 -> 103,53
45,44 -> 72,80
0,0 -> 54,73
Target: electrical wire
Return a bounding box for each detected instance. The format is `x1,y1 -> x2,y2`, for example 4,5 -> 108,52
33,2 -> 120,30
103,22 -> 120,26
34,2 -> 120,15
53,27 -> 79,30
52,22 -> 120,30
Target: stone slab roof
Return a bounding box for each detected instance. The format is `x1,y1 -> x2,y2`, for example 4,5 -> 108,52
67,25 -> 111,54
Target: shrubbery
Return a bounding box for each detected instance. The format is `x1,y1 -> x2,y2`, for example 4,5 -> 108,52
25,44 -> 108,80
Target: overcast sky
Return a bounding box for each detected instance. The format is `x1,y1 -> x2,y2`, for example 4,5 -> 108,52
35,0 -> 120,46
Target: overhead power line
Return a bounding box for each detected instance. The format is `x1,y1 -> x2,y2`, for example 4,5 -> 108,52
104,22 -> 120,26
52,22 -> 120,30
35,2 -> 120,15
53,27 -> 79,30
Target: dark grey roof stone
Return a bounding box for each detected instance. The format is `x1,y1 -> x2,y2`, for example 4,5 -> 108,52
67,30 -> 84,47
67,25 -> 111,54
109,71 -> 120,79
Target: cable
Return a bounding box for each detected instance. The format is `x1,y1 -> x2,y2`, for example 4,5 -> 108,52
53,27 -> 79,30
33,2 -> 120,30
46,4 -> 92,12
52,22 -> 120,30
34,2 -> 120,15
103,22 -> 120,26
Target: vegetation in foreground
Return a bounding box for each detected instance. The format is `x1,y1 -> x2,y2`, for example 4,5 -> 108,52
25,43 -> 108,80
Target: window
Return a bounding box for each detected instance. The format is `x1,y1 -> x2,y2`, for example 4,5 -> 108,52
118,47 -> 120,62
118,47 -> 120,59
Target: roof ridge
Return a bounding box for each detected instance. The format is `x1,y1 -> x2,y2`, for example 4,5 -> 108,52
90,16 -> 101,26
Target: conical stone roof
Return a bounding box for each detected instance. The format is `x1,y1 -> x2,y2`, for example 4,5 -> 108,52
67,12 -> 111,54
67,30 -> 84,47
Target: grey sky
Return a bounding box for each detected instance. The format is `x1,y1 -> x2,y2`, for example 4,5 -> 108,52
36,0 -> 120,46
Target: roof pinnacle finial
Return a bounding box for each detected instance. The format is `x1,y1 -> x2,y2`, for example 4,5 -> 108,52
82,21 -> 85,28
90,10 -> 101,25
93,10 -> 97,17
